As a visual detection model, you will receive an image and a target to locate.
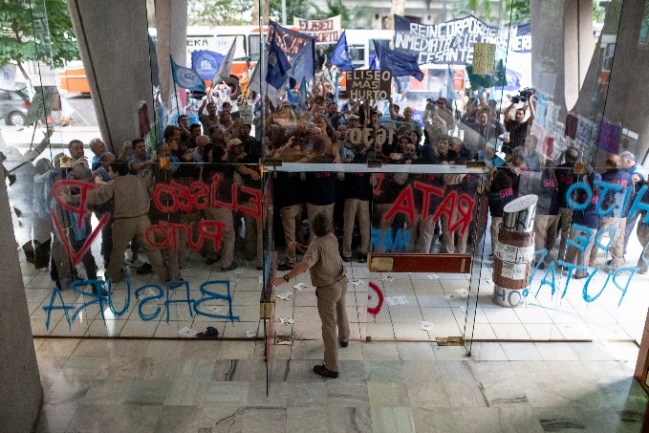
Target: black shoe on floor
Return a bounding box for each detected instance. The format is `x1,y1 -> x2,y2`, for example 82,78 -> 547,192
92,287 -> 109,296
220,263 -> 238,272
136,263 -> 153,275
313,364 -> 338,378
206,257 -> 218,265
340,341 -> 349,348
166,278 -> 186,289
277,262 -> 293,271
357,253 -> 367,264
342,256 -> 352,263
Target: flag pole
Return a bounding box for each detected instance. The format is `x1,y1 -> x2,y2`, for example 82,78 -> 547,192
169,55 -> 182,126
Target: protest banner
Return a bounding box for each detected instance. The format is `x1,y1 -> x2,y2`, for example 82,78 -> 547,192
393,15 -> 531,65
472,42 -> 496,75
345,70 -> 392,100
293,16 -> 341,44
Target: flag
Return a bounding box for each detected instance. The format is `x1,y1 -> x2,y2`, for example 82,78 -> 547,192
248,61 -> 261,94
330,31 -> 354,71
191,50 -> 224,81
287,41 -> 316,84
286,84 -> 299,106
170,56 -> 205,91
446,67 -> 457,99
266,38 -> 292,89
368,55 -> 378,70
298,77 -> 308,106
212,38 -> 237,86
372,40 -> 423,81
0,64 -> 17,89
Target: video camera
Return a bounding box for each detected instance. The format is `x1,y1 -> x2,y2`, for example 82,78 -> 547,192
426,98 -> 437,111
511,88 -> 536,104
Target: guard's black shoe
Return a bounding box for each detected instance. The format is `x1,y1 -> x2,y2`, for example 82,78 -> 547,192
220,263 -> 238,272
358,253 -> 367,263
342,256 -> 352,262
313,364 -> 338,378
136,263 -> 153,274
340,341 -> 349,348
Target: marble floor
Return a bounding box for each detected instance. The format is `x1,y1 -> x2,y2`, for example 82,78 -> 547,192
33,338 -> 648,433
23,242 -> 649,343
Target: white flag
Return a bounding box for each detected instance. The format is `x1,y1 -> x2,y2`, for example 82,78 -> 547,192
212,38 -> 237,86
248,61 -> 261,94
0,64 -> 17,90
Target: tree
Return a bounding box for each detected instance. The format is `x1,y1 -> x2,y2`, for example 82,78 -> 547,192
503,0 -> 530,25
188,0 -> 254,25
312,0 -> 370,29
269,0 -> 318,23
451,0 -> 494,22
0,0 -> 79,83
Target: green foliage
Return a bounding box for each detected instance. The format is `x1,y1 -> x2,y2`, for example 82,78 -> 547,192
269,0 -> 319,23
0,0 -> 78,69
187,0 -> 253,25
503,0 -> 530,25
311,0 -> 370,29
451,0 -> 493,22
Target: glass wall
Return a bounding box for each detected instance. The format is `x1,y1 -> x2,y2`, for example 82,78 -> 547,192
2,0 -> 648,349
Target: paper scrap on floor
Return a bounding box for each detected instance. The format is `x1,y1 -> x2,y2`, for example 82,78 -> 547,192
381,275 -> 395,282
293,283 -> 308,291
351,279 -> 365,286
445,293 -> 457,300
427,274 -> 439,279
178,327 -> 197,337
278,317 -> 295,325
456,288 -> 469,297
421,321 -> 434,331
386,296 -> 409,305
277,291 -> 292,301
246,330 -> 257,338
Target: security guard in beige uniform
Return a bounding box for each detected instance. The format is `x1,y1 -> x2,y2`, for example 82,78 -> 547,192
86,161 -> 169,283
272,213 -> 350,378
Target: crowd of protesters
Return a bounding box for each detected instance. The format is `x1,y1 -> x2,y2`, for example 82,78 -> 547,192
11,69 -> 649,293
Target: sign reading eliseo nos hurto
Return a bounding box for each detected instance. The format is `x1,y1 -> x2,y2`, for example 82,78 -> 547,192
346,70 -> 392,100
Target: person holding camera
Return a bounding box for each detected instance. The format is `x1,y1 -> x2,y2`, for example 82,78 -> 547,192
503,92 -> 535,149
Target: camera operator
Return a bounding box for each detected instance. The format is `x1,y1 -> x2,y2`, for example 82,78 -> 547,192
502,90 -> 535,149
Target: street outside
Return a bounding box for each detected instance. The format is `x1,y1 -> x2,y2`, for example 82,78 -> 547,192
1,92 -> 100,164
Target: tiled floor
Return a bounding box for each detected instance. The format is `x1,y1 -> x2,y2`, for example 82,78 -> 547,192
24,241 -> 649,344
33,338 -> 648,433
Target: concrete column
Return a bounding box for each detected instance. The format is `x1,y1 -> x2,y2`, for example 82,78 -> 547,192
154,0 -> 188,109
571,0 -> 649,165
531,0 -> 593,115
563,0 -> 593,110
66,0 -> 155,154
0,154 -> 42,432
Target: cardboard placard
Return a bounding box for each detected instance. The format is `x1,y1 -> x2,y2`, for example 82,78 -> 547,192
239,105 -> 253,124
345,70 -> 392,101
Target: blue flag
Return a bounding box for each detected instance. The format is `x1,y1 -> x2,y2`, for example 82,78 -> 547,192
330,31 -> 354,71
372,40 -> 424,81
268,21 -> 315,84
298,77 -> 308,107
368,55 -> 378,70
191,50 -> 224,81
286,84 -> 299,106
288,41 -> 316,84
266,38 -> 292,89
170,56 -> 205,91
